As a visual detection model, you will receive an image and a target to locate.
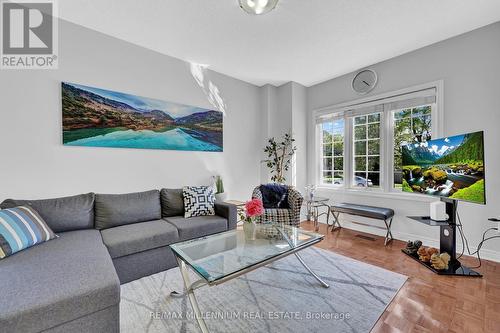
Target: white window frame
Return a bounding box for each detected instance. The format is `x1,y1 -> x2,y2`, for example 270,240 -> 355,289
318,118 -> 346,187
313,81 -> 443,197
350,110 -> 384,190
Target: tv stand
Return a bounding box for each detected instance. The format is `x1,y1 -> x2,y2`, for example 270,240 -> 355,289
404,199 -> 482,277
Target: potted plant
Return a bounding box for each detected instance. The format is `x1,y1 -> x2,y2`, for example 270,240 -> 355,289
262,133 -> 297,184
213,175 -> 228,202
239,199 -> 264,240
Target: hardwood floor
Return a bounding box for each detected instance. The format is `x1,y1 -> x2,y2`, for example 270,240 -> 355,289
301,221 -> 500,333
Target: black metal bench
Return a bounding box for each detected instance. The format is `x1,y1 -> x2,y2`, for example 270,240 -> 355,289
328,203 -> 395,245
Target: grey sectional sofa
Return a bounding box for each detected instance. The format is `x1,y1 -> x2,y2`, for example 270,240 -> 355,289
0,189 -> 237,333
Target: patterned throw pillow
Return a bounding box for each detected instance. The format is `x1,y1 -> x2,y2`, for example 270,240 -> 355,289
183,186 -> 215,218
0,206 -> 57,259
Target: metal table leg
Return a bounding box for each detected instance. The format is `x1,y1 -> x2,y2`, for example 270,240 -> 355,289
294,253 -> 330,288
274,227 -> 330,288
313,205 -> 319,231
329,211 -> 342,232
312,203 -> 332,232
384,217 -> 394,245
171,257 -> 209,333
306,201 -> 312,221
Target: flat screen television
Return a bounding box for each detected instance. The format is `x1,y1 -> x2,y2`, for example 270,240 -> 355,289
401,131 -> 485,204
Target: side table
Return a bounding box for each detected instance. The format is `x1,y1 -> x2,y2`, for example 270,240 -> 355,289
304,196 -> 331,232
224,200 -> 246,225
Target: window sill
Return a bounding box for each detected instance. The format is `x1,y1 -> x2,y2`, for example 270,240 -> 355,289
315,186 -> 438,203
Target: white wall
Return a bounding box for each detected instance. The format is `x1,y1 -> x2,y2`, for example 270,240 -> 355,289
291,82 -> 308,191
0,19 -> 262,201
306,22 -> 500,261
259,82 -> 308,191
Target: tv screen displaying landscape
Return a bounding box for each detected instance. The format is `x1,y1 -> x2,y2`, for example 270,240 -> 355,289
401,131 -> 485,204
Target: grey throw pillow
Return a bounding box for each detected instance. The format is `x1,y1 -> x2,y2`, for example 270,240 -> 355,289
0,193 -> 95,233
95,190 -> 161,229
160,189 -> 185,217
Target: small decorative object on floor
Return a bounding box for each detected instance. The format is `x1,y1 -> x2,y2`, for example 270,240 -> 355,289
402,240 -> 422,256
239,199 -> 264,240
430,252 -> 451,270
417,246 -> 439,262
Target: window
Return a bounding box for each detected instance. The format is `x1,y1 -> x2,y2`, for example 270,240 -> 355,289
315,84 -> 439,194
393,106 -> 432,188
320,119 -> 344,185
353,113 -> 381,188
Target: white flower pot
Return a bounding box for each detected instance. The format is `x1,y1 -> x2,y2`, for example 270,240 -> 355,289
215,192 -> 228,202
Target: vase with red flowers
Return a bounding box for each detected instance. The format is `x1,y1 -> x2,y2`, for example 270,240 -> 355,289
239,198 -> 264,240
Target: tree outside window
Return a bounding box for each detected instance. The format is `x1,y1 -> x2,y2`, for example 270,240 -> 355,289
353,113 -> 381,188
321,120 -> 344,185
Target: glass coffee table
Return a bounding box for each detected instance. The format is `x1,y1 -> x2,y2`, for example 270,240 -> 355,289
169,222 -> 328,333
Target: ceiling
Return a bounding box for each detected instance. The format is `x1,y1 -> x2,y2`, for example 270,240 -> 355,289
59,0 -> 500,87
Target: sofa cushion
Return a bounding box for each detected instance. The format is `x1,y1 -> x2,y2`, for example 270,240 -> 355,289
0,206 -> 57,259
100,220 -> 179,259
160,188 -> 185,217
0,193 -> 95,233
95,190 -> 161,229
182,186 -> 215,218
0,229 -> 119,333
164,215 -> 228,241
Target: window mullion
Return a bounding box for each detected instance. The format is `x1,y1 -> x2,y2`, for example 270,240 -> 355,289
382,109 -> 392,192
345,116 -> 352,189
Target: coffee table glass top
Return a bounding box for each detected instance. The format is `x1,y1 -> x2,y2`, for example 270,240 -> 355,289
170,223 -> 323,283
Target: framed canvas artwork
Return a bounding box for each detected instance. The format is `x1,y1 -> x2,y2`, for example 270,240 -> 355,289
62,82 -> 223,152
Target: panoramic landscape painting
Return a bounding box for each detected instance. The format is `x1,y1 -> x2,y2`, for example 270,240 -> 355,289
401,131 -> 485,204
62,82 -> 223,151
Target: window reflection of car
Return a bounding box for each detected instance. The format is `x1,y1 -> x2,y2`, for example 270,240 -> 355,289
333,176 -> 373,187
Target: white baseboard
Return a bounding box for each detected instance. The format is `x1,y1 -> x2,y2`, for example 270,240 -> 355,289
317,218 -> 500,264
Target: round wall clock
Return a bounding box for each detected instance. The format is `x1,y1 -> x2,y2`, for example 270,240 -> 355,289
352,69 -> 378,94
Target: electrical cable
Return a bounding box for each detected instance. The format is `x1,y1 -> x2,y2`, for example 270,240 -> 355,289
456,215 -> 466,260
457,209 -> 472,255
455,203 -> 498,268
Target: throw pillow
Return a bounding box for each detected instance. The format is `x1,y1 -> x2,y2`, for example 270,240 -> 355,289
0,206 -> 57,259
183,186 -> 215,218
260,184 -> 290,209
160,188 -> 185,217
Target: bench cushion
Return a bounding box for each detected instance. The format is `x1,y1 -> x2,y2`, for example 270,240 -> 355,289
0,193 -> 95,233
100,220 -> 179,258
0,229 -> 119,333
331,203 -> 394,220
164,215 -> 228,241
95,190 -> 161,229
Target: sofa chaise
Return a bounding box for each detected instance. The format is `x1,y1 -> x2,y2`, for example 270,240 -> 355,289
0,189 -> 237,333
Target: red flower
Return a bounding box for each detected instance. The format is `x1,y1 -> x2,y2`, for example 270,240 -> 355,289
245,199 -> 264,217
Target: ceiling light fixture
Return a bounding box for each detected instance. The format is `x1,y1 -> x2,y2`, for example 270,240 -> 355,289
239,0 -> 279,15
